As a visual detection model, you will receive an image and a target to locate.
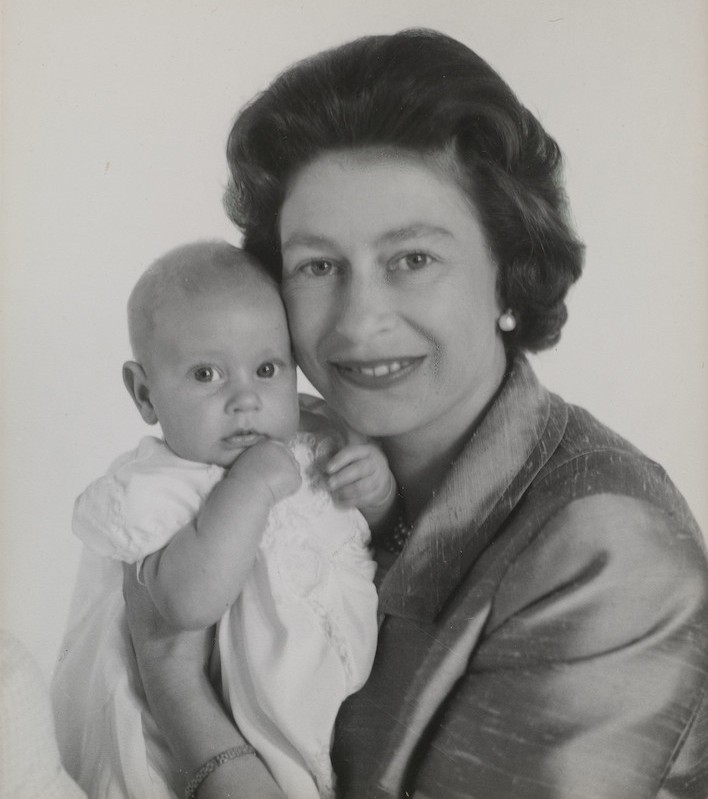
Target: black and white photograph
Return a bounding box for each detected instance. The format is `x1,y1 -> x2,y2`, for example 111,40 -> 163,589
2,1 -> 707,797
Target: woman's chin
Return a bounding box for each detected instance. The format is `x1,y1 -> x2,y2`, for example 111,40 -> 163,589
332,395 -> 426,440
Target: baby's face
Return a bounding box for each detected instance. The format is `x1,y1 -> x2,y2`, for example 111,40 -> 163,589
144,282 -> 299,467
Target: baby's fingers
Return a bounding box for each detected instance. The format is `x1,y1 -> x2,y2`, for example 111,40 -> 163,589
326,457 -> 376,492
325,444 -> 383,474
331,474 -> 383,507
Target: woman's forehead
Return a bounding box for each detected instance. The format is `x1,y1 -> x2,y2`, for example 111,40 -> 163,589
285,145 -> 463,192
280,148 -> 480,246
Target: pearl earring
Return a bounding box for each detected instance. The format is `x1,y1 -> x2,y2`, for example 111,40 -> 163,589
497,309 -> 517,332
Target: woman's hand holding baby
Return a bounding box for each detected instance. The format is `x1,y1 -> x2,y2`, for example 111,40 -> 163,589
123,565 -> 287,799
227,440 -> 302,505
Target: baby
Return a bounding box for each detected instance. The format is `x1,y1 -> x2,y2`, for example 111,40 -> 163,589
52,242 -> 395,799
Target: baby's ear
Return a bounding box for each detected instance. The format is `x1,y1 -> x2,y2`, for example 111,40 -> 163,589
122,361 -> 158,425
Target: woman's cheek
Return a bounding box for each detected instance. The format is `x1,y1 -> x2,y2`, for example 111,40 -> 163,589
284,283 -> 332,345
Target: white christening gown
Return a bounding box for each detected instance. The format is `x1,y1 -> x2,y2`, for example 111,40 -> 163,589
52,433 -> 378,799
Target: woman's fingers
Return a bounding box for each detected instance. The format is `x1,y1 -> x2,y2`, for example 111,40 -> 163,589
122,562 -> 213,666
122,561 -> 166,642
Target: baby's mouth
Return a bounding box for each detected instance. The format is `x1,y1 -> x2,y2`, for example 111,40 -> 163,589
222,430 -> 264,446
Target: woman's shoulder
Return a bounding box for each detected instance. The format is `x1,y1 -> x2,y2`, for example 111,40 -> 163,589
488,375 -> 707,596
485,399 -> 708,653
514,491 -> 707,605
482,487 -> 708,720
504,399 -> 708,634
487,358 -> 702,545
554,398 -> 650,464
536,395 -> 700,536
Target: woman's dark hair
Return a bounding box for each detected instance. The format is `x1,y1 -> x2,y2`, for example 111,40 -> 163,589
225,29 -> 584,352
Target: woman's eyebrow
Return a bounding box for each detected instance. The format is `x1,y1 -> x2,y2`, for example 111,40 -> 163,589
376,224 -> 454,244
281,232 -> 337,252
282,225 -> 454,251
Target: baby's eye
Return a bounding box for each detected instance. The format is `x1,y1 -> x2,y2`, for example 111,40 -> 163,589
192,366 -> 222,383
256,362 -> 277,378
390,252 -> 433,271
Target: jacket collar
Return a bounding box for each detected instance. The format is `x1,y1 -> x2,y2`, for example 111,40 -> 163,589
377,355 -> 568,623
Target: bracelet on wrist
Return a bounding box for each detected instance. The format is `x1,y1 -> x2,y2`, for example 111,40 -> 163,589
184,744 -> 256,799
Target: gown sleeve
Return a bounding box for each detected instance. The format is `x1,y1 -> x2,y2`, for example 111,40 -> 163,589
72,437 -> 224,563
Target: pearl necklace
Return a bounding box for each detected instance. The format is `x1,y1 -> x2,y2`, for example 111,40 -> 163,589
380,514 -> 412,553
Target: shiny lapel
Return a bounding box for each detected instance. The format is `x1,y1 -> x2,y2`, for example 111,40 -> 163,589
377,356 -> 568,622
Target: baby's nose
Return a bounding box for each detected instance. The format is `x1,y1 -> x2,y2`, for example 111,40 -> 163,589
226,387 -> 262,413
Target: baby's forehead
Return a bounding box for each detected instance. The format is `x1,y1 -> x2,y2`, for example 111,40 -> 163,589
161,244 -> 271,290
157,278 -> 278,324
148,278 -> 287,362
150,242 -> 274,305
129,243 -> 283,362
161,262 -> 279,311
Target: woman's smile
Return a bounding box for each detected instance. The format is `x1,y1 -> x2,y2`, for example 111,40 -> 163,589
331,356 -> 425,385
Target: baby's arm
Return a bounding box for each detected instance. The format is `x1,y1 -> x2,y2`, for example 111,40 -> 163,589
141,440 -> 301,630
325,444 -> 397,529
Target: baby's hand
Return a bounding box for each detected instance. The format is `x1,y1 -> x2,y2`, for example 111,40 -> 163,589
324,443 -> 397,526
228,440 -> 302,504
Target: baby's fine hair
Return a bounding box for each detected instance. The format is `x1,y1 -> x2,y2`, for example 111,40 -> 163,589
127,240 -> 272,364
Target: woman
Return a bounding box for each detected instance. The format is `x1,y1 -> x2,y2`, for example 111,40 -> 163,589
125,29 -> 708,798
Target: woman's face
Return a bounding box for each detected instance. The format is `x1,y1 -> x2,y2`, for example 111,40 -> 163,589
279,148 -> 507,445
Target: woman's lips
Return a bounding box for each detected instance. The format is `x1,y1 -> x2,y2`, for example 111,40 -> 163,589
331,357 -> 424,386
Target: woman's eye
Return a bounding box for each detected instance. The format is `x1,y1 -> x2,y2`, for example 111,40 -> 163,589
192,366 -> 221,383
303,259 -> 335,277
392,252 -> 433,271
256,362 -> 277,378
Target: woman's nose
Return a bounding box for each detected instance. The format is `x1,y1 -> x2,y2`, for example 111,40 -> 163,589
225,385 -> 262,414
334,273 -> 396,344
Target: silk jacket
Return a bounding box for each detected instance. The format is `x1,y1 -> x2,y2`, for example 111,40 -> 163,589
332,356 -> 708,799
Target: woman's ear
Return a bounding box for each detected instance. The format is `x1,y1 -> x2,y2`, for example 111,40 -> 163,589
122,361 -> 158,425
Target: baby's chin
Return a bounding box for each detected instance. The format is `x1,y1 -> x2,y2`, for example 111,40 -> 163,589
165,429 -> 298,468
161,439 -> 237,468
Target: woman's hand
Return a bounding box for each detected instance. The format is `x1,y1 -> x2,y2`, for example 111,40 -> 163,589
123,562 -> 213,672
122,563 -> 286,798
